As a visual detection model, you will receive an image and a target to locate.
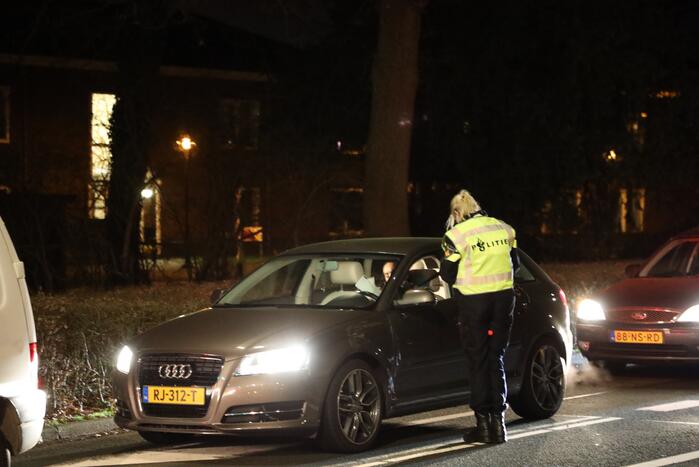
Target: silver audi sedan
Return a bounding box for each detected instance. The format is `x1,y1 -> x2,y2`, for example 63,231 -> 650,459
112,238 -> 572,452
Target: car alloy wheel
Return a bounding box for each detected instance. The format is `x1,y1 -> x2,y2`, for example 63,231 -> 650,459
530,344 -> 565,411
337,368 -> 381,445
320,359 -> 383,452
510,338 -> 566,419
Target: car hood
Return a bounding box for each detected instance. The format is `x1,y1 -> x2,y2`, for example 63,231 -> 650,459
597,277 -> 699,311
132,306 -> 362,359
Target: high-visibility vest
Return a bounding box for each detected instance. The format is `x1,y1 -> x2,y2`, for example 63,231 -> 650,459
443,215 -> 516,295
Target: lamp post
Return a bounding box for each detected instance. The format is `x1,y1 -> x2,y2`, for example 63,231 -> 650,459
176,135 -> 196,280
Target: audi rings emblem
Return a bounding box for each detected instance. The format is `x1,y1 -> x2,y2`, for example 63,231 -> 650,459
158,364 -> 193,379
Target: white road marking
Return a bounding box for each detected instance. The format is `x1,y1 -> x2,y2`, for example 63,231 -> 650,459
624,449 -> 699,467
51,444 -> 288,466
637,400 -> 699,412
52,390 -> 611,467
508,416 -> 600,434
563,391 -> 608,400
389,390 -> 607,428
513,417 -> 621,436
399,411 -> 474,426
351,417 -> 621,467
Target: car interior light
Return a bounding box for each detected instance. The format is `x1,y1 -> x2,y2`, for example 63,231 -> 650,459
577,299 -> 606,321
116,345 -> 133,374
236,345 -> 309,376
677,304 -> 699,322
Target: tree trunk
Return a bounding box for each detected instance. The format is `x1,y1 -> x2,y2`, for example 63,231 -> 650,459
363,0 -> 425,237
105,63 -> 157,285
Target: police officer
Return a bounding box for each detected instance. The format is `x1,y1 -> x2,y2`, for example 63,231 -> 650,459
439,190 -> 519,444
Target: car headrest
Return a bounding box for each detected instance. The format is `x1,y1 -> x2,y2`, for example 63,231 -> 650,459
330,261 -> 364,285
410,259 -> 428,270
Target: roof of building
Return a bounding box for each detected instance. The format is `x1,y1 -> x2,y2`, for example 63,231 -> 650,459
0,2 -> 299,74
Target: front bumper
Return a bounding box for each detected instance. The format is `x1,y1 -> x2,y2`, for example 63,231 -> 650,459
576,322 -> 699,362
113,358 -> 326,437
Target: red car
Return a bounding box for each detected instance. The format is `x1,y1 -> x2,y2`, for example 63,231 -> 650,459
576,227 -> 699,371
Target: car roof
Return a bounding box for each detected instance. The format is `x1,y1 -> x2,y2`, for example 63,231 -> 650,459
673,226 -> 699,240
280,237 -> 440,257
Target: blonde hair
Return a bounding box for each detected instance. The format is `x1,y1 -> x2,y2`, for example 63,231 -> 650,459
445,189 -> 481,230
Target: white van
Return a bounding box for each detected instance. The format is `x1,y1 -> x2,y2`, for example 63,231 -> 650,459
0,217 -> 46,465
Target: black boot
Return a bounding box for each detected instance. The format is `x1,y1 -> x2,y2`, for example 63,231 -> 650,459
465,412 -> 491,443
489,411 -> 507,443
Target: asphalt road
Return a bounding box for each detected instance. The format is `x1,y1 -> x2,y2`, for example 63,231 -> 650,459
14,363 -> 699,467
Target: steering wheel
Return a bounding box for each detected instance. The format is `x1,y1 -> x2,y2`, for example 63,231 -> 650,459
357,290 -> 379,301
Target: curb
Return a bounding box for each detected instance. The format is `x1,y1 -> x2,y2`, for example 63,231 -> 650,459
41,418 -> 119,442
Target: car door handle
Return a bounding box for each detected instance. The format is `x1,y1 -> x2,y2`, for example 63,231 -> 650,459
400,312 -> 409,320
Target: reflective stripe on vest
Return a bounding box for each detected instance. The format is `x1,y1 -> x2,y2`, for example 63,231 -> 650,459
445,216 -> 515,295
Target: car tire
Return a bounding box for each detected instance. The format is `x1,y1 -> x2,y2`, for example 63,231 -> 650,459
510,338 -> 566,420
138,431 -> 195,445
319,359 -> 383,453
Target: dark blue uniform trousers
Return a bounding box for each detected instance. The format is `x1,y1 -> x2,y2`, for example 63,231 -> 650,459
456,288 -> 515,414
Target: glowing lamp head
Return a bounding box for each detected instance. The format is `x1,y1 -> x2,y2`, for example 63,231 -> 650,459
177,135 -> 195,152
577,299 -> 606,321
116,345 -> 133,374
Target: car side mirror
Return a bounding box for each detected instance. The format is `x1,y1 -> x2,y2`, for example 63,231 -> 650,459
210,288 -> 225,304
406,269 -> 439,288
625,264 -> 642,278
395,289 -> 436,307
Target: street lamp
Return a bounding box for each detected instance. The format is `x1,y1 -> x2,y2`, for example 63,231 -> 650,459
176,134 -> 196,280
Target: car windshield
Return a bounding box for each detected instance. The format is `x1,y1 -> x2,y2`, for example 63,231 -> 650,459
216,254 -> 403,309
643,240 -> 699,277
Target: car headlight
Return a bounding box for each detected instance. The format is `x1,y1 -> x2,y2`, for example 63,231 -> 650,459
116,345 -> 133,374
577,299 -> 606,321
236,345 -> 309,376
677,304 -> 699,322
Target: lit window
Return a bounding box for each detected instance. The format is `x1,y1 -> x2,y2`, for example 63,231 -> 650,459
653,90 -> 679,99
89,93 -> 116,219
0,86 -> 9,144
241,187 -> 263,242
618,188 -> 645,233
220,99 -> 260,149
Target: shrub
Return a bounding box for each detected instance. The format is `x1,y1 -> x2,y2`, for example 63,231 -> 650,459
33,281 -> 229,420
540,259 -> 632,306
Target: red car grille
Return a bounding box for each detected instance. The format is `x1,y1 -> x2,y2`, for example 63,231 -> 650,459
606,308 -> 679,323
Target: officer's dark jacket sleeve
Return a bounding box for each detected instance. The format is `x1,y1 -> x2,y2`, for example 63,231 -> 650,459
439,235 -> 459,285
